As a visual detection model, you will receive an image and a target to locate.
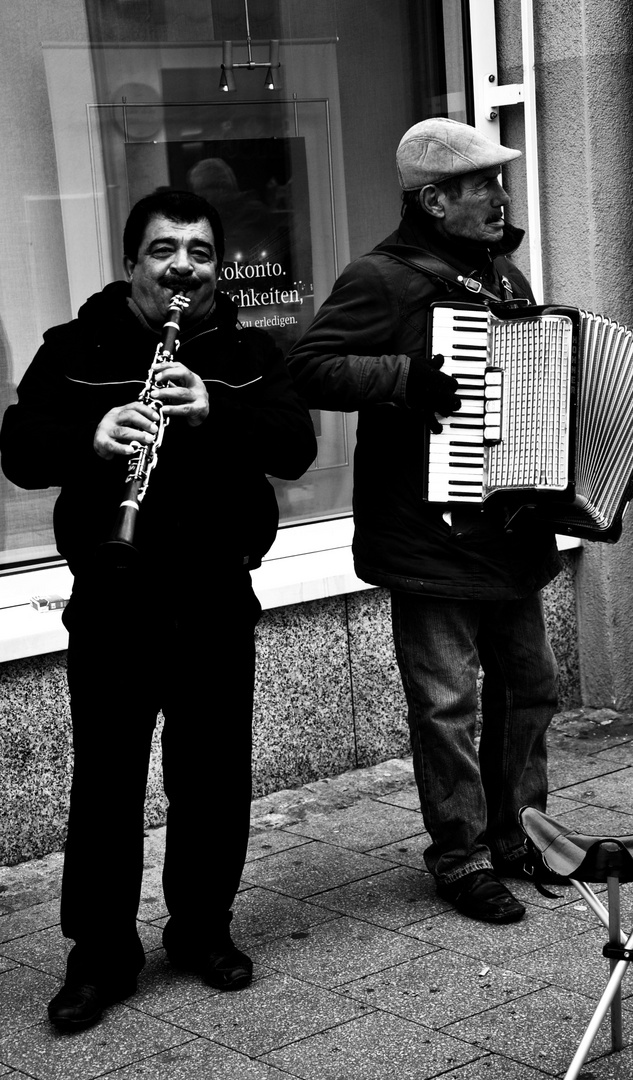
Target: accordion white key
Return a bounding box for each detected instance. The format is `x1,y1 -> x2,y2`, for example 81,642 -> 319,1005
425,301 -> 633,542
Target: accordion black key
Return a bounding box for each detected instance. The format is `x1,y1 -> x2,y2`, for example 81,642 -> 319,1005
425,301 -> 633,542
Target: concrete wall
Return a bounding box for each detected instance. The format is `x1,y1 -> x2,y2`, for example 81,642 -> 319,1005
0,554 -> 580,866
496,0 -> 633,709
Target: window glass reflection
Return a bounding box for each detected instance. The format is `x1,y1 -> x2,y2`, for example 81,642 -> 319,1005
0,0 -> 472,567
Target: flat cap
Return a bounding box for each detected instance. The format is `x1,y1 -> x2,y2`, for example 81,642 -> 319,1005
396,117 -> 521,189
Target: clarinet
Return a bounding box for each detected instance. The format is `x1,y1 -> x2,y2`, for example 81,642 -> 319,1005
100,291 -> 190,565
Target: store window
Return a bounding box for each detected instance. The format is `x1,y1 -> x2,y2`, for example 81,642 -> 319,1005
0,0 -> 473,570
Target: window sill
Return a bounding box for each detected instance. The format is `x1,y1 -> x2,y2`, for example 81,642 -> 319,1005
0,519 -> 580,663
252,516 -> 368,608
0,564 -> 74,664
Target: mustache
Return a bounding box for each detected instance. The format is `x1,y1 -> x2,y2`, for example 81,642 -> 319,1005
162,276 -> 199,294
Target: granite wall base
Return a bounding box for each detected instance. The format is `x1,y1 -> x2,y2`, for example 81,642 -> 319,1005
0,552 -> 579,865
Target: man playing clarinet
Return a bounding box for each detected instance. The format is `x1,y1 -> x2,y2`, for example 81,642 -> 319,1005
288,118 -> 563,925
0,189 -> 317,1030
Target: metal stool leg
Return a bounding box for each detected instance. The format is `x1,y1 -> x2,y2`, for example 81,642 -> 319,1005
570,876 -> 624,1050
607,874 -> 624,1051
570,879 -> 626,943
563,874 -> 632,1080
564,930 -> 633,1080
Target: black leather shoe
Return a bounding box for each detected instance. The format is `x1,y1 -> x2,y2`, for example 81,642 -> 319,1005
437,869 -> 526,923
47,978 -> 136,1031
202,943 -> 253,991
167,938 -> 253,991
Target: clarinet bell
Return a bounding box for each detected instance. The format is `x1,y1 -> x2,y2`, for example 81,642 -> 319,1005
96,490 -> 142,569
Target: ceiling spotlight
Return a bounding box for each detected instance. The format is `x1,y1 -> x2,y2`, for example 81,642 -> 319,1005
219,65 -> 236,93
218,0 -> 281,92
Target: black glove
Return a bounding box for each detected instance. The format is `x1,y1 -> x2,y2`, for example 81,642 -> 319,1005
405,354 -> 461,434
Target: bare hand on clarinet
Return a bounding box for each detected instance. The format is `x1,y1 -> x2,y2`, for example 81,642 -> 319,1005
93,402 -> 161,460
94,362 -> 209,460
149,360 -> 210,427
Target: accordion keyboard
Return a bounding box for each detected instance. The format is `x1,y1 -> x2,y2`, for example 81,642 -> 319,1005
427,305 -> 490,502
422,300 -> 633,541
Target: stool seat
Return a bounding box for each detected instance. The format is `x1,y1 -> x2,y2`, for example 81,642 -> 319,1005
519,805 -> 633,883
519,804 -> 633,1080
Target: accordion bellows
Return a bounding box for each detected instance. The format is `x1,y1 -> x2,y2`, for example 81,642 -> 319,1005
426,301 -> 633,542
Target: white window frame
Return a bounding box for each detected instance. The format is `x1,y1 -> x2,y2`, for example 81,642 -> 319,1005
469,0 -> 543,301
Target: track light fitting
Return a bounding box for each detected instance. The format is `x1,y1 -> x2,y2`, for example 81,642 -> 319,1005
218,0 -> 280,93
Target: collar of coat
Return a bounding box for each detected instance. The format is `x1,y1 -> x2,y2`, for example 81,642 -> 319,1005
388,210 -> 525,279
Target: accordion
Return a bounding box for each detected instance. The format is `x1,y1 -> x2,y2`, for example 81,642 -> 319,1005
426,301 -> 633,542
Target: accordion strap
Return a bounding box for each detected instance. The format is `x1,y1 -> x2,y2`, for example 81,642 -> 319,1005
377,244 -> 508,303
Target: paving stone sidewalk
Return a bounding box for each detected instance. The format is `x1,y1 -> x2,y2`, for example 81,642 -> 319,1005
3,707 -> 633,1078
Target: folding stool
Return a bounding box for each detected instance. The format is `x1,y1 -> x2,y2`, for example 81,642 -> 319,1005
519,806 -> 633,1080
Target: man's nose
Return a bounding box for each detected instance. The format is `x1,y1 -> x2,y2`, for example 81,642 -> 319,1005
171,247 -> 194,274
492,181 -> 511,206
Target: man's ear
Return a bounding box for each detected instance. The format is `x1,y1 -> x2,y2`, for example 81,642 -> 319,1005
123,256 -> 135,281
419,185 -> 446,220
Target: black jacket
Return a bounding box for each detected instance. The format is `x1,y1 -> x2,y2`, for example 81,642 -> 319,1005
288,213 -> 562,599
1,282 -> 317,577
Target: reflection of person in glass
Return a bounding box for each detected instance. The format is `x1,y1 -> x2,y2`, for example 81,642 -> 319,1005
0,189 -> 316,1031
187,156 -> 289,267
288,119 -> 562,927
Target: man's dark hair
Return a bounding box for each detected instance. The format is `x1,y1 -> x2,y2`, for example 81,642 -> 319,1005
401,175 -> 465,218
123,188 -> 225,268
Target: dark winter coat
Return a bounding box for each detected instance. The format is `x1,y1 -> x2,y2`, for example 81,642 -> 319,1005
287,212 -> 562,599
0,282 -> 317,577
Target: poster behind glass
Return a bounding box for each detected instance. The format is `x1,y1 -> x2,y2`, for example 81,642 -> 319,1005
126,129 -> 350,525
166,136 -> 314,358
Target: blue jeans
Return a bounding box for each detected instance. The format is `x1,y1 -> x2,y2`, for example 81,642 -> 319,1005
391,590 -> 558,885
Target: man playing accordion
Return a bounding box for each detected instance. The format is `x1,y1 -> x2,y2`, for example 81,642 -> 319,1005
288,118 -> 562,925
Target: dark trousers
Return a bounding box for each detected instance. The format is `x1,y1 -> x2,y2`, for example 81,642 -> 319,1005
60,567 -> 260,985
